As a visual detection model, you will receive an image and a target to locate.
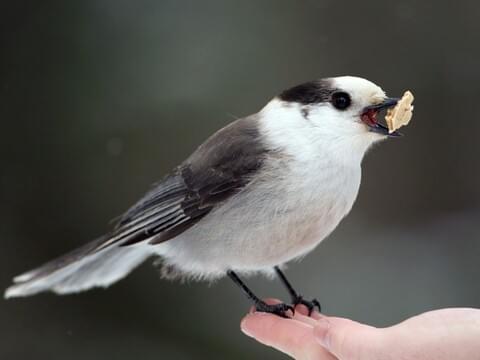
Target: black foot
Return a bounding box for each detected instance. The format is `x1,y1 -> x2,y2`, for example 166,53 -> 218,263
292,296 -> 322,316
255,301 -> 294,318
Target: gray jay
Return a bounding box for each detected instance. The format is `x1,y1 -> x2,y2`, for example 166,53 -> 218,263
5,76 -> 406,317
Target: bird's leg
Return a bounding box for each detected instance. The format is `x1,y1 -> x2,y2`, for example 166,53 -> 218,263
274,266 -> 321,316
227,270 -> 294,318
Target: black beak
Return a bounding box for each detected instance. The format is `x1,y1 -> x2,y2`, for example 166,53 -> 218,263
364,97 -> 399,111
362,97 -> 402,138
370,122 -> 402,137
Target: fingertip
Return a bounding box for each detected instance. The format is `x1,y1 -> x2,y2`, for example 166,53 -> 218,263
294,303 -> 310,316
241,312 -> 336,359
262,298 -> 282,305
243,313 -> 317,356
240,313 -> 255,338
240,311 -> 281,340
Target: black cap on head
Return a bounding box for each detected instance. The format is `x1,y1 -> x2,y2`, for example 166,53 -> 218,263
278,79 -> 334,105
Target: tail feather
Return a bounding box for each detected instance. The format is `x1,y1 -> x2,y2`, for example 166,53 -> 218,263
5,238 -> 153,299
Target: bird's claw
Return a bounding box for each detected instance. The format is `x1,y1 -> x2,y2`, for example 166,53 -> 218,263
293,296 -> 322,316
255,301 -> 295,318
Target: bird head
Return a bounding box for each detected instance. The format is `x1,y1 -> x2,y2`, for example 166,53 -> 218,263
278,76 -> 400,139
261,76 -> 403,162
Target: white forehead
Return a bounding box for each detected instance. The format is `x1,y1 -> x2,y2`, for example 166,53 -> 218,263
331,76 -> 386,105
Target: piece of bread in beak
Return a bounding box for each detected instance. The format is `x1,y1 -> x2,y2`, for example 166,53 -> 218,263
385,91 -> 414,133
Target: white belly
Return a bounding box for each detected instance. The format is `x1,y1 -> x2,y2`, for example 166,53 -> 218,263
154,159 -> 361,279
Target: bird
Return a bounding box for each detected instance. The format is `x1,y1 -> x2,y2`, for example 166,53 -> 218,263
5,76 -> 405,317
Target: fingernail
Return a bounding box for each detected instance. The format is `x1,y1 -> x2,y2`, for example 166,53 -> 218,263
240,316 -> 255,338
313,318 -> 331,348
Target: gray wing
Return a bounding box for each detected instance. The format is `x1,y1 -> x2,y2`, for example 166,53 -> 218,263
4,115 -> 270,298
95,115 -> 269,250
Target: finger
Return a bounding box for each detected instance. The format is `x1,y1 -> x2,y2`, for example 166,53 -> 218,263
292,309 -> 319,327
241,312 -> 336,360
313,317 -> 384,360
263,298 -> 282,304
295,304 -> 324,320
294,303 -> 311,316
310,311 -> 324,320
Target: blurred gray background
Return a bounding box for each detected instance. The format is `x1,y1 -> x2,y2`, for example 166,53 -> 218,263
1,1 -> 479,359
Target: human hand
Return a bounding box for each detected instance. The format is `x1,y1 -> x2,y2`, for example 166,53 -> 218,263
240,299 -> 480,360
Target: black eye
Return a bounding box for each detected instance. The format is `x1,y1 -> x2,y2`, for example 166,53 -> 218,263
331,92 -> 351,110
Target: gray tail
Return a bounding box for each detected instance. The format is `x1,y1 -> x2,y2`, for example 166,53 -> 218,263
5,237 -> 153,298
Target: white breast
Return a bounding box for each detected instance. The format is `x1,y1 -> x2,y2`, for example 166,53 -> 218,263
153,100 -> 366,280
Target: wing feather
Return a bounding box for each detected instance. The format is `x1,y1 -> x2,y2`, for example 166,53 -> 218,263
94,115 -> 269,251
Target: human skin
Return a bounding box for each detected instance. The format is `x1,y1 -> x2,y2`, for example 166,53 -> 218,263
240,300 -> 480,360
